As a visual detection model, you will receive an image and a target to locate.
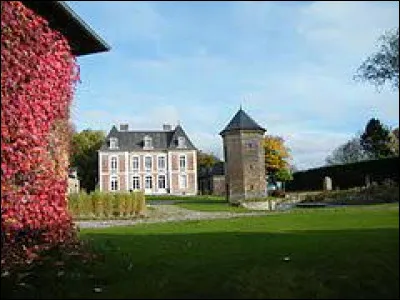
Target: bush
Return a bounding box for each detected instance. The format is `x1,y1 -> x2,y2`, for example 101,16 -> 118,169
300,183 -> 399,205
67,191 -> 146,219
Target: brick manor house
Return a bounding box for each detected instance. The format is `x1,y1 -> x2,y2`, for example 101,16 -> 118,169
98,124 -> 198,195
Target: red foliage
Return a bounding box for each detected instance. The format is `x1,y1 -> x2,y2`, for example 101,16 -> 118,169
1,1 -> 80,270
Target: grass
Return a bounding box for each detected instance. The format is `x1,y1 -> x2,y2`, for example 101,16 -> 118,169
147,194 -> 279,212
173,197 -> 251,212
2,203 -> 398,299
146,194 -> 225,201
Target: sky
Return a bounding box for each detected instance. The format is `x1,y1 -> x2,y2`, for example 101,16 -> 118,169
67,1 -> 399,170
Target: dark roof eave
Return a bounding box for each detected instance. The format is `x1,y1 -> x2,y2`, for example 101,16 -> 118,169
22,1 -> 110,56
219,127 -> 266,136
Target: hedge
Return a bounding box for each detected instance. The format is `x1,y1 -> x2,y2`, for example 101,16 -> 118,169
68,191 -> 146,219
286,157 -> 399,191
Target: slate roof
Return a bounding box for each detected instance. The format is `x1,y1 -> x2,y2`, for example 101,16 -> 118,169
22,1 -> 110,56
220,108 -> 266,136
99,125 -> 197,152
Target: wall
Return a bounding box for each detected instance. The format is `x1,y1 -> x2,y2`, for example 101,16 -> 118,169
99,150 -> 198,195
1,1 -> 79,268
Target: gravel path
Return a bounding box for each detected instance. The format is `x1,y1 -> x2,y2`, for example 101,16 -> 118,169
76,204 -> 270,229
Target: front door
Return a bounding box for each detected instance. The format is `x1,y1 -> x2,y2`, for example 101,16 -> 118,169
144,175 -> 153,194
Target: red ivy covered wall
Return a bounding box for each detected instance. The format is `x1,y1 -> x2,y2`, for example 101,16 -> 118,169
1,1 -> 79,267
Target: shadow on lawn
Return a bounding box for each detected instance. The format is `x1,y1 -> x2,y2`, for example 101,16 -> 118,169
2,228 -> 399,299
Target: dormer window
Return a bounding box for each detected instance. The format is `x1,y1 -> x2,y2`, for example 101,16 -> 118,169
109,137 -> 118,149
143,135 -> 153,149
177,136 -> 186,148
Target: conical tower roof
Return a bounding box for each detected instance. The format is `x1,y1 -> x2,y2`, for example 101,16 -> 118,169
220,108 -> 266,136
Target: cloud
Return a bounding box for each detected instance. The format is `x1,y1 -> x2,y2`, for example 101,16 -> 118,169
297,1 -> 399,60
73,104 -> 180,132
69,1 -> 399,171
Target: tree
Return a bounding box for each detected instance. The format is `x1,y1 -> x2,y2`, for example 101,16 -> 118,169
197,150 -> 221,169
71,129 -> 106,192
360,118 -> 395,159
262,135 -> 292,188
354,28 -> 399,90
325,137 -> 370,166
389,127 -> 399,156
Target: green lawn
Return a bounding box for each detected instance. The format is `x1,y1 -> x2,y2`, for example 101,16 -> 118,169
3,203 -> 399,299
173,196 -> 251,212
148,194 -> 275,212
146,194 -> 225,201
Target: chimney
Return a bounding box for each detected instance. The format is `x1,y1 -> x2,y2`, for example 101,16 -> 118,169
120,124 -> 129,131
163,124 -> 172,131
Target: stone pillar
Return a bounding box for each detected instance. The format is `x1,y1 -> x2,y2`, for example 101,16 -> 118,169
323,176 -> 332,191
365,175 -> 371,187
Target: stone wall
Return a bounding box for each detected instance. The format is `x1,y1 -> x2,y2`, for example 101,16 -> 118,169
223,130 -> 266,203
212,175 -> 226,196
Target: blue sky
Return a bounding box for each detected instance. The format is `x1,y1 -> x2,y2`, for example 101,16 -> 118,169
67,1 -> 399,170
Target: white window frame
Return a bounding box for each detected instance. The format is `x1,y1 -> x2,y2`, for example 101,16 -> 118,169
178,136 -> 186,148
132,155 -> 139,172
144,135 -> 153,149
109,137 -> 118,149
158,175 -> 166,189
110,155 -> 118,173
144,155 -> 152,172
179,174 -> 187,189
110,175 -> 119,192
179,154 -> 186,171
132,175 -> 140,190
145,175 -> 153,189
158,155 -> 166,171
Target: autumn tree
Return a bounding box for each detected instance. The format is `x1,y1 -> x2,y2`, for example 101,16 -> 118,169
360,118 -> 395,159
354,27 -> 399,90
262,135 -> 293,188
197,150 -> 221,170
71,129 -> 106,192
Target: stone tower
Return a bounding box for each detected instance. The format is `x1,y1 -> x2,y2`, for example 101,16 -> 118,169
220,108 -> 266,204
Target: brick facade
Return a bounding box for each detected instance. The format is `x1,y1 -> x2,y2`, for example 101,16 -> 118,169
102,154 -> 108,172
100,150 -> 197,195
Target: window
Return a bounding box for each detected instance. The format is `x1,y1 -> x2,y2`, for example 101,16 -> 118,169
158,156 -> 166,171
158,175 -> 166,189
110,176 -> 118,191
109,137 -> 118,149
145,175 -> 152,189
177,136 -> 186,148
132,176 -> 140,190
144,136 -> 153,149
110,156 -> 118,172
179,155 -> 186,171
179,174 -> 187,189
145,156 -> 152,172
132,156 -> 139,171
